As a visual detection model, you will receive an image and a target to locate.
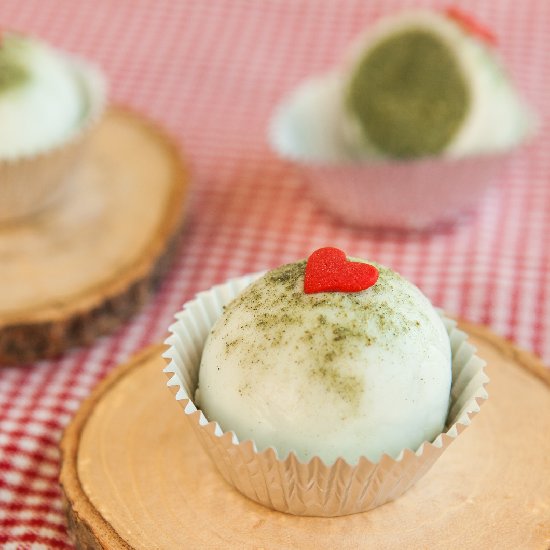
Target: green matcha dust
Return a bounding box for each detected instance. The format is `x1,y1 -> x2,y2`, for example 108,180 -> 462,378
211,260 -> 431,414
0,59 -> 29,92
346,29 -> 470,158
0,40 -> 30,93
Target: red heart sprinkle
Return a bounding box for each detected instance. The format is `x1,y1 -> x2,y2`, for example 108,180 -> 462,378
446,7 -> 497,46
304,247 -> 379,294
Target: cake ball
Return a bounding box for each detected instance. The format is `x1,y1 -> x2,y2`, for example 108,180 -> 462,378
0,33 -> 93,158
272,9 -> 532,163
198,247 -> 451,464
165,248 -> 488,515
268,8 -> 534,229
343,9 -> 533,159
0,32 -> 105,222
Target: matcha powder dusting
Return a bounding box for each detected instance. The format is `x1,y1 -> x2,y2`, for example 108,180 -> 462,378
346,29 -> 470,158
0,37 -> 30,93
0,57 -> 29,93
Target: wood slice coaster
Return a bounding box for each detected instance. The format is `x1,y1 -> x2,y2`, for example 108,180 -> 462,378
0,108 -> 189,365
60,321 -> 550,549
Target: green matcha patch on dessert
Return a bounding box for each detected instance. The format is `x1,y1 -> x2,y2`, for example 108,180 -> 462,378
346,29 -> 470,158
0,42 -> 30,93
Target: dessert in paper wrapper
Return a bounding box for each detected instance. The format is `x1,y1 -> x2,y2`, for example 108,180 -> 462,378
163,273 -> 488,517
0,34 -> 106,223
268,136 -> 506,229
269,9 -> 534,230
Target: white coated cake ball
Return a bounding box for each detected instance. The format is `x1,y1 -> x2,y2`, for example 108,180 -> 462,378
198,257 -> 451,465
270,9 -> 534,163
0,34 -> 85,158
342,9 -> 533,159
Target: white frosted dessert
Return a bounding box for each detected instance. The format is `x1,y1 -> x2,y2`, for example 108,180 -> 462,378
198,255 -> 451,465
0,33 -> 97,159
271,9 -> 533,162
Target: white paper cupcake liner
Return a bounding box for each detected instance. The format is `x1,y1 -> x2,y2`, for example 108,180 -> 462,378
269,84 -> 511,231
0,55 -> 106,224
299,155 -> 507,230
163,274 -> 489,517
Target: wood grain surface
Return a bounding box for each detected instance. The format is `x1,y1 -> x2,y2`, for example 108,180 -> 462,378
0,108 -> 189,365
60,322 -> 550,549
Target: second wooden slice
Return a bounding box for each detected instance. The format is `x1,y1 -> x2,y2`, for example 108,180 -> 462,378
60,322 -> 550,549
0,108 -> 189,365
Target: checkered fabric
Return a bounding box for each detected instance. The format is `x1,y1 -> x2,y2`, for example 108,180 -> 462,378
0,0 -> 549,546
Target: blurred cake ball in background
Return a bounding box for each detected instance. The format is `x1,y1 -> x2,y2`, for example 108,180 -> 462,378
270,8 -> 535,229
0,32 -> 106,223
343,8 -> 531,159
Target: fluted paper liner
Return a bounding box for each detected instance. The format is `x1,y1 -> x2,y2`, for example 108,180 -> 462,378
0,55 -> 106,224
163,274 -> 489,517
268,77 -> 512,230
287,154 -> 505,230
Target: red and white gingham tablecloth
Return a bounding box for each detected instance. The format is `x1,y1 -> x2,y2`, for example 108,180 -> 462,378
1,0 -> 549,547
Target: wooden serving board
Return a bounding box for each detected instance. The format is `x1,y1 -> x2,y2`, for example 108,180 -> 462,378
0,108 -> 189,365
60,322 -> 550,549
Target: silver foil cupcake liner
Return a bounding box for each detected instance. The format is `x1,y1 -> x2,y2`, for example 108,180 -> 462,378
269,80 -> 509,230
163,274 -> 488,516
